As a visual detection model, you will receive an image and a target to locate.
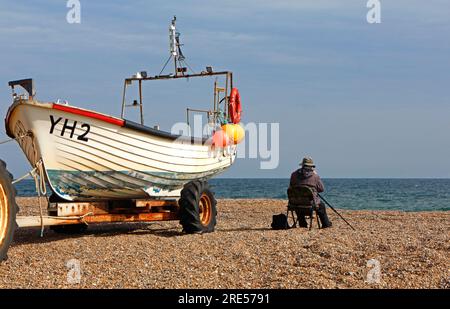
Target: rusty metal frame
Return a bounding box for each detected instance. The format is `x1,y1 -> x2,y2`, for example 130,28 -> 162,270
16,212 -> 179,228
16,199 -> 180,229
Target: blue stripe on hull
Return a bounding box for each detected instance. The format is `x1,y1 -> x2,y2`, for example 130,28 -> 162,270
46,169 -> 221,201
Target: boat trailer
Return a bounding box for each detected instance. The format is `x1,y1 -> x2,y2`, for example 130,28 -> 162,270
0,158 -> 217,262
16,198 -> 180,228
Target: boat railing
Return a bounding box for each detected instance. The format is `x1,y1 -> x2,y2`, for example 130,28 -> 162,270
121,70 -> 233,130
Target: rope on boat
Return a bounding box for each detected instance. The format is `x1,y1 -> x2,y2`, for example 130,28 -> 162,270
10,138 -> 48,236
3,132 -> 55,236
11,160 -> 45,236
4,130 -> 36,184
79,212 -> 93,226
12,166 -> 38,184
0,132 -> 31,145
13,158 -> 93,231
37,195 -> 44,237
28,159 -> 47,237
38,212 -> 94,222
36,160 -> 47,197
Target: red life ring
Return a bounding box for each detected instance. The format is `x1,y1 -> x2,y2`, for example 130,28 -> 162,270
228,88 -> 242,124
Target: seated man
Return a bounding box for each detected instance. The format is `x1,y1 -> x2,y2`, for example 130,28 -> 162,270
289,157 -> 332,228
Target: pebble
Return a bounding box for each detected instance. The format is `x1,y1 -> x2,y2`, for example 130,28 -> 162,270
0,198 -> 448,288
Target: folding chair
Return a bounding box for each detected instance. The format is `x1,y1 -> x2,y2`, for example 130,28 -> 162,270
287,185 -> 321,230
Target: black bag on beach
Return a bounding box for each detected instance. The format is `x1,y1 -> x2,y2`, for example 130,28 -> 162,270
271,213 -> 289,230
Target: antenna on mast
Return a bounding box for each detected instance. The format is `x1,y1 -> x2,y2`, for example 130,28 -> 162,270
169,16 -> 178,58
159,16 -> 195,77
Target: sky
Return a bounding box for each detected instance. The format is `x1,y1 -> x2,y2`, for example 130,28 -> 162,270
0,0 -> 449,178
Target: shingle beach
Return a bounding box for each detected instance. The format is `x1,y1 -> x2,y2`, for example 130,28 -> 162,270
0,198 -> 448,289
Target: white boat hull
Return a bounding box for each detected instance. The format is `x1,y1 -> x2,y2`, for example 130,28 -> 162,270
6,100 -> 236,201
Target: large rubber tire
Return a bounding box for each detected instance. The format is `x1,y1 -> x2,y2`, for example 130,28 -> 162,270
0,160 -> 18,262
48,194 -> 88,234
178,181 -> 217,234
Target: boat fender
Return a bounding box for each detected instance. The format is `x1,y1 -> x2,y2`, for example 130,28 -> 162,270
212,130 -> 230,148
222,124 -> 245,144
228,88 -> 242,124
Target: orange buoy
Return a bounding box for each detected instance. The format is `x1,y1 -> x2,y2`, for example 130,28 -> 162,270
222,124 -> 245,144
212,130 -> 230,148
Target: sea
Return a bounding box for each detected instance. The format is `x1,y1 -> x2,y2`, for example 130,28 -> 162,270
14,178 -> 449,212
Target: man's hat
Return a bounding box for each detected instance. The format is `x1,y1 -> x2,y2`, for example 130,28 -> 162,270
300,157 -> 315,167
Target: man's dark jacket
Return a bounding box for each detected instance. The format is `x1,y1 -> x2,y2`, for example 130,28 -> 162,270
289,169 -> 324,205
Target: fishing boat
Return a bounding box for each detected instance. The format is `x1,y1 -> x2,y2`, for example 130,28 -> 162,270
0,17 -> 245,261
4,17 -> 243,202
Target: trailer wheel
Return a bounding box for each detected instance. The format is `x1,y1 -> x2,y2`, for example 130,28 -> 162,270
0,160 -> 18,262
178,181 -> 217,234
